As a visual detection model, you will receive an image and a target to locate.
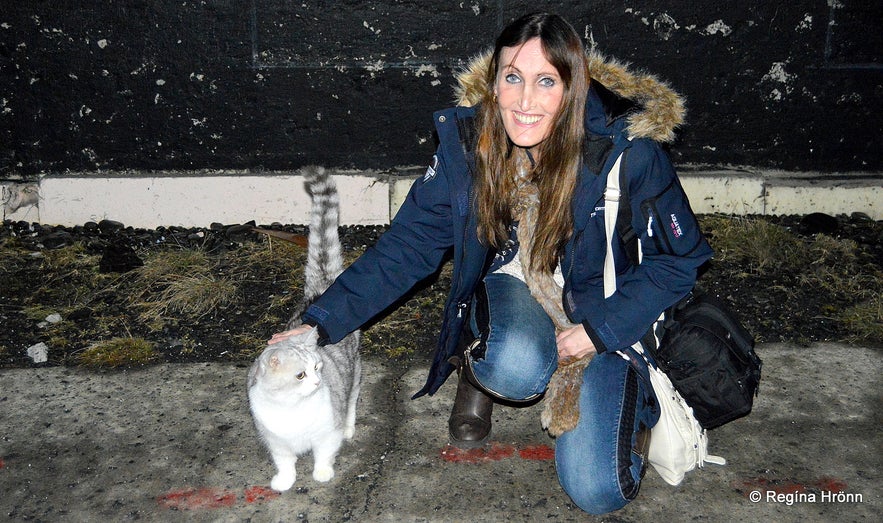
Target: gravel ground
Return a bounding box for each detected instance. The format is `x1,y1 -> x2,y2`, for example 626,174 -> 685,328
1,213 -> 880,369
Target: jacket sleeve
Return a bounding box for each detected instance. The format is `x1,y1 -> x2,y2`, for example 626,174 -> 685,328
580,139 -> 712,353
302,150 -> 456,344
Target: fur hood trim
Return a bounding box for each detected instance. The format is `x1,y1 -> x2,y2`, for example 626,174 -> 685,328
453,50 -> 685,143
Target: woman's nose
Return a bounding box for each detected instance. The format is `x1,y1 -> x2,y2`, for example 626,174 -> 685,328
519,85 -> 534,110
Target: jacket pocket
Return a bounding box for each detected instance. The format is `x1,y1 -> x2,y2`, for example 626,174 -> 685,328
640,179 -> 704,257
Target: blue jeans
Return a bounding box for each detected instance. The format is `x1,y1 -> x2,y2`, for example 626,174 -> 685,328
469,272 -> 659,515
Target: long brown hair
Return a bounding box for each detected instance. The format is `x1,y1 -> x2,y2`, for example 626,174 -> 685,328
473,13 -> 589,273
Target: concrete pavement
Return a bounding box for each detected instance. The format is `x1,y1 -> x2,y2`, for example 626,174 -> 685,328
1,342 -> 880,522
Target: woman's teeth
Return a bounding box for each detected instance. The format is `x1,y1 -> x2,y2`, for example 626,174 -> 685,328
514,113 -> 541,125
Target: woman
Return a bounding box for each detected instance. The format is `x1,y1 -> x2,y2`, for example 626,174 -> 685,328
271,12 -> 712,514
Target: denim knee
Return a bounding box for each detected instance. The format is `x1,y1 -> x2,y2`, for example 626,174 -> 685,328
471,333 -> 555,400
559,475 -> 631,515
468,273 -> 557,400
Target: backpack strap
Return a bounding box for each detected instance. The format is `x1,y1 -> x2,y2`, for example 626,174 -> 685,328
603,150 -> 627,298
614,150 -> 641,267
602,143 -> 639,297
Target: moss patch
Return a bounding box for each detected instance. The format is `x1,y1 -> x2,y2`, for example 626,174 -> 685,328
77,337 -> 157,368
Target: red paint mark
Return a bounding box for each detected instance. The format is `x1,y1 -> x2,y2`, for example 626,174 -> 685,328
244,485 -> 281,503
0,458 -> 5,469
815,476 -> 849,493
441,442 -> 516,463
736,477 -> 849,497
157,488 -> 237,510
158,485 -> 282,511
519,444 -> 555,461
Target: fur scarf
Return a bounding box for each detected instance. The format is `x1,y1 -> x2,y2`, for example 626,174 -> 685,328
511,172 -> 591,436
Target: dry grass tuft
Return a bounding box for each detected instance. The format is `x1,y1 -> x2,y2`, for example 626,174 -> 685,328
701,215 -> 804,272
838,295 -> 883,342
126,249 -> 238,323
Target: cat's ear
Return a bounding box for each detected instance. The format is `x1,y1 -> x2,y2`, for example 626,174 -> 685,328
268,353 -> 281,369
306,327 -> 321,344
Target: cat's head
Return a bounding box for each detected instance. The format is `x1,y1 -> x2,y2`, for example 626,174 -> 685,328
254,332 -> 324,396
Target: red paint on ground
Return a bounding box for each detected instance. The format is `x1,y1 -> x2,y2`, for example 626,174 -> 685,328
0,458 -> 5,469
519,444 -> 555,461
440,442 -> 516,463
736,476 -> 849,497
244,485 -> 281,503
815,476 -> 848,493
157,487 -> 237,510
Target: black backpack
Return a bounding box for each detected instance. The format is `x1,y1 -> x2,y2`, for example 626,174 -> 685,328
613,149 -> 763,430
647,289 -> 762,429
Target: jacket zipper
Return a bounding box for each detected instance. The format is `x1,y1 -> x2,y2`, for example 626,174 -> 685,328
563,230 -> 582,321
455,185 -> 476,319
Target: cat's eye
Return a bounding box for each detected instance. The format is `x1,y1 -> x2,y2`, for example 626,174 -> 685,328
295,371 -> 306,380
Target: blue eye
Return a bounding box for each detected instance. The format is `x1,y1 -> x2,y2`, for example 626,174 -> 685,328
539,77 -> 556,88
505,73 -> 521,84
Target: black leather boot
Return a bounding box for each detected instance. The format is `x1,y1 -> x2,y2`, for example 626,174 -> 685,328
448,364 -> 494,448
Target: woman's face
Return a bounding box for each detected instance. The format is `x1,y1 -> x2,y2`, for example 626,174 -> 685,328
494,37 -> 565,152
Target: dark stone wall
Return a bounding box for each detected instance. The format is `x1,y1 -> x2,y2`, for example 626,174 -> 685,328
2,1 -> 881,177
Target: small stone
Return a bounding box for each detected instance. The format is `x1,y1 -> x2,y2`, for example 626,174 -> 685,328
98,219 -> 125,234
41,231 -> 74,249
27,342 -> 49,364
68,307 -> 93,322
225,224 -> 256,242
799,212 -> 839,235
99,241 -> 144,273
45,313 -> 63,323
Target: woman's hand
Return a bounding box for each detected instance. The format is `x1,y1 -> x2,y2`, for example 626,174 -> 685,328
267,324 -> 314,345
556,324 -> 597,365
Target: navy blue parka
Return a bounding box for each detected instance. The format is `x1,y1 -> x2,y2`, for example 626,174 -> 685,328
303,84 -> 713,398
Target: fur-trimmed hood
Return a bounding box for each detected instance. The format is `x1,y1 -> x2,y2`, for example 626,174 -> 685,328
453,50 -> 685,143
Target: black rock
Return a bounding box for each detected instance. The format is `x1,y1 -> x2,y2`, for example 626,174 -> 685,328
850,212 -> 874,222
225,223 -> 257,243
41,231 -> 74,249
99,241 -> 144,273
68,307 -> 94,322
98,219 -> 125,235
799,212 -> 839,235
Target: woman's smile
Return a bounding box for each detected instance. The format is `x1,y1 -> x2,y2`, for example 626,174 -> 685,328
512,111 -> 544,125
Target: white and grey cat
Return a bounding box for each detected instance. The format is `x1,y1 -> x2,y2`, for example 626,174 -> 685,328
247,166 -> 361,492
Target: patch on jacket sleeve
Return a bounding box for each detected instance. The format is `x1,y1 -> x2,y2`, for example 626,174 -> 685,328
423,155 -> 439,182
668,213 -> 683,238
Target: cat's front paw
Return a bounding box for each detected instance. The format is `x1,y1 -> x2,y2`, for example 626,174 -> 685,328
312,464 -> 335,482
270,471 -> 296,492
